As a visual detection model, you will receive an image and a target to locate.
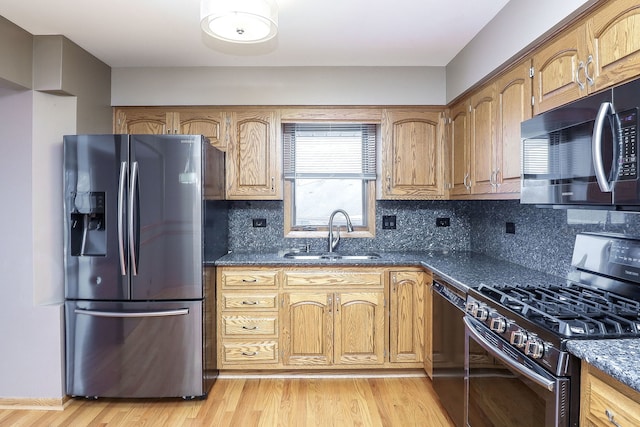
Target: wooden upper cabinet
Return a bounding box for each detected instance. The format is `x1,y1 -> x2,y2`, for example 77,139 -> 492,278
114,108 -> 172,134
174,109 -> 226,151
532,25 -> 585,115
533,0 -> 640,115
470,84 -> 496,195
448,101 -> 471,197
379,109 -> 445,200
226,110 -> 282,200
495,60 -> 532,196
588,0 -> 640,91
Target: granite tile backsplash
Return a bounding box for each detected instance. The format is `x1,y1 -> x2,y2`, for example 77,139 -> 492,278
221,198 -> 640,278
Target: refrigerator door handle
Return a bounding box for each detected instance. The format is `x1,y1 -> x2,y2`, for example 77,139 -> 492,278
129,161 -> 139,276
74,308 -> 190,318
118,161 -> 128,276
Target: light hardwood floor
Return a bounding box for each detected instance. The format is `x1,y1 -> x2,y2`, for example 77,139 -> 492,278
0,377 -> 453,426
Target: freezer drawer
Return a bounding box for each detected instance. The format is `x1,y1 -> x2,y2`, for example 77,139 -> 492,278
65,300 -> 208,398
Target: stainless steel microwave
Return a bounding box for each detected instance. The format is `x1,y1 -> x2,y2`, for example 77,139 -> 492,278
521,78 -> 640,208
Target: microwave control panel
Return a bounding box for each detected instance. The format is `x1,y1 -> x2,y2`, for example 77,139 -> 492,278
618,108 -> 638,180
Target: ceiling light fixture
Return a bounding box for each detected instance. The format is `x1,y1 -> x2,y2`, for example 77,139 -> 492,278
200,0 -> 279,44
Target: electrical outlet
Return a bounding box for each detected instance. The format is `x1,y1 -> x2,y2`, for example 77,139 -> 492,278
382,215 -> 397,230
252,218 -> 267,227
506,222 -> 516,234
436,217 -> 450,227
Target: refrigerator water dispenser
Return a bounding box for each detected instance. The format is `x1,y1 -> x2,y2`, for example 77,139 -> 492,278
70,191 -> 106,256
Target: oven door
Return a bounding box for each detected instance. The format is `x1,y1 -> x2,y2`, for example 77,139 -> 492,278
464,317 -> 572,427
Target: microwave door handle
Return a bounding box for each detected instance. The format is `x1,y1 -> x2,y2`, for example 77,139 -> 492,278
464,317 -> 556,392
592,101 -> 615,193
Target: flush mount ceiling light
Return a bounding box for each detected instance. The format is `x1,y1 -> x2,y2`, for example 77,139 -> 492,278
200,0 -> 279,44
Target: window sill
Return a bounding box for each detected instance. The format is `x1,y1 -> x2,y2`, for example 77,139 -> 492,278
285,229 -> 375,239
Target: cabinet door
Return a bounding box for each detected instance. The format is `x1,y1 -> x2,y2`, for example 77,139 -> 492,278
379,109 -> 444,199
495,61 -> 532,196
532,25 -> 586,115
588,0 -> 640,92
334,291 -> 385,365
282,292 -> 333,365
175,109 -> 225,150
226,110 -> 282,200
114,108 -> 172,134
470,85 -> 496,195
448,101 -> 471,197
390,271 -> 425,364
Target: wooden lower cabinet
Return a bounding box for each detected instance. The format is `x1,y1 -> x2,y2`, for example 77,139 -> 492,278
281,290 -> 385,366
217,265 -> 427,370
580,361 -> 640,426
389,270 -> 427,364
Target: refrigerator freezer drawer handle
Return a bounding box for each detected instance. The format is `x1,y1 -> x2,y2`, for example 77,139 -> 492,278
74,308 -> 190,318
118,161 -> 128,276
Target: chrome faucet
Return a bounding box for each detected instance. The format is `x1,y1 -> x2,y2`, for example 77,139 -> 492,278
327,209 -> 354,252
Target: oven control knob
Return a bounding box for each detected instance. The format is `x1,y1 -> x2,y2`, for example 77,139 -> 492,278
465,301 -> 478,314
473,305 -> 489,321
510,330 -> 528,348
525,337 -> 545,359
490,316 -> 507,333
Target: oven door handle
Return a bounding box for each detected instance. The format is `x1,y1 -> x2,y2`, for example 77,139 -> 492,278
464,317 -> 556,392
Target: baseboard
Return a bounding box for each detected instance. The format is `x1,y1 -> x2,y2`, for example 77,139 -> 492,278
218,368 -> 427,379
0,395 -> 70,411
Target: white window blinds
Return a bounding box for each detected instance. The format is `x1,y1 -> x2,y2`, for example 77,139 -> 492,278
283,123 -> 377,180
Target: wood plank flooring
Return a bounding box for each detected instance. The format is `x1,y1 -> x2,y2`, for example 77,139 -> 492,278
0,376 -> 453,426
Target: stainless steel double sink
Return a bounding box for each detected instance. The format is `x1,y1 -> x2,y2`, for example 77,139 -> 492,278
282,251 -> 381,260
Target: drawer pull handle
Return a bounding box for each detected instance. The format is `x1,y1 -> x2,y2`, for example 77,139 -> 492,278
242,301 -> 258,305
242,326 -> 258,330
242,278 -> 257,283
242,351 -> 258,357
605,409 -> 621,427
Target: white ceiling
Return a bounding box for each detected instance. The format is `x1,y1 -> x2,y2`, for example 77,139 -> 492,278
0,0 -> 510,68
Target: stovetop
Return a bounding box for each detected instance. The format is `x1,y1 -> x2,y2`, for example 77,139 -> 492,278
473,281 -> 640,339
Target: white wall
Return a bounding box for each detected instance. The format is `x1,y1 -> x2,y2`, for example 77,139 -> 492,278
33,92 -> 75,305
0,87 -> 68,400
111,66 -> 447,106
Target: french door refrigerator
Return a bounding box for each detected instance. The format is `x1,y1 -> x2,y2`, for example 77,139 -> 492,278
63,134 -> 223,399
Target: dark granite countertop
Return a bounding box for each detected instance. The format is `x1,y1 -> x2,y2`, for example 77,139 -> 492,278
210,250 -> 640,392
212,250 -> 566,293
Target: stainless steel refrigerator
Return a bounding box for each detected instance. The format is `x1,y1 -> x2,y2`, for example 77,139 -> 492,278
63,134 -> 226,399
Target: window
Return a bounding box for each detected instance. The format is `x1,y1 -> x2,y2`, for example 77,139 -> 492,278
283,123 -> 377,238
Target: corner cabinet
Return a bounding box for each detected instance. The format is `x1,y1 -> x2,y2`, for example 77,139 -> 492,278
378,109 -> 445,200
225,110 -> 282,200
447,100 -> 472,197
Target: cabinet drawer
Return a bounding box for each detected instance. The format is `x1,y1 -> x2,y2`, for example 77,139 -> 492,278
223,293 -> 278,310
221,270 -> 278,288
222,315 -> 278,336
284,270 -> 383,287
583,368 -> 640,426
222,341 -> 278,363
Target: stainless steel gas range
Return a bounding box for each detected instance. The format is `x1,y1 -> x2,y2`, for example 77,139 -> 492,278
463,232 -> 640,427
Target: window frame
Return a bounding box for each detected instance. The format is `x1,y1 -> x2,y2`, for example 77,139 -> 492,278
282,121 -> 377,239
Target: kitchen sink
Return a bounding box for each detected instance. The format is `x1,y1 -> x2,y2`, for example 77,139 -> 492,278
282,252 -> 381,260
